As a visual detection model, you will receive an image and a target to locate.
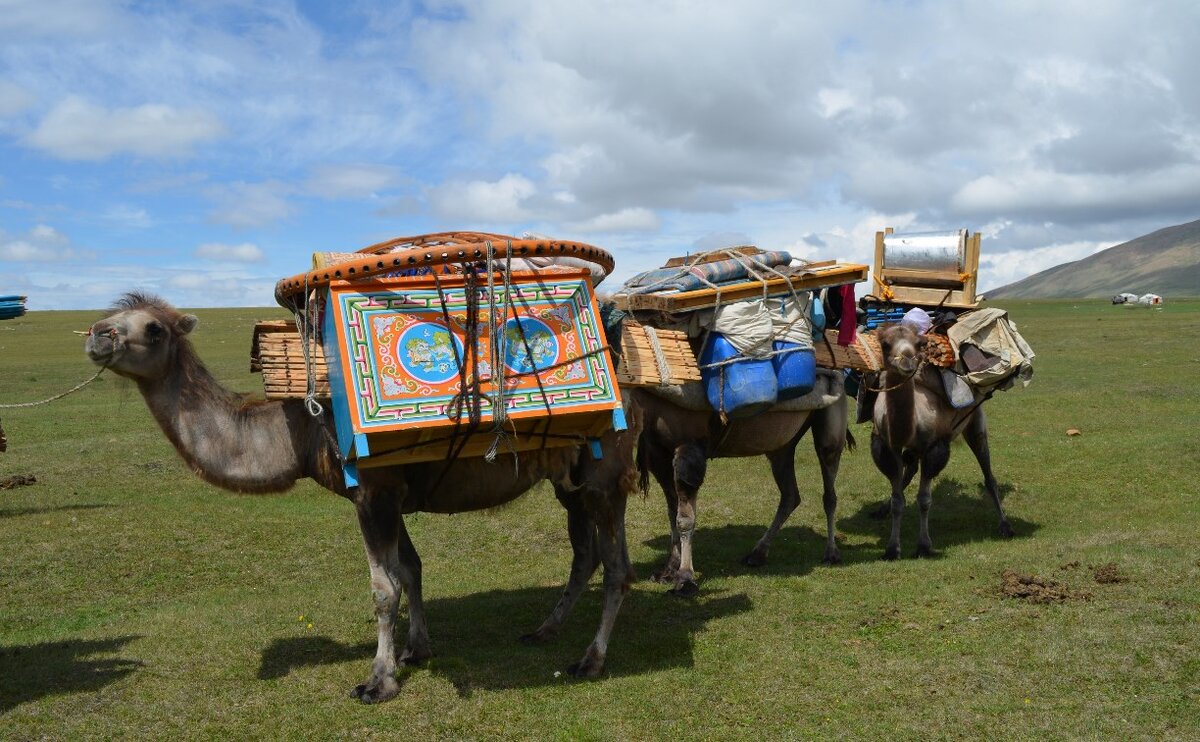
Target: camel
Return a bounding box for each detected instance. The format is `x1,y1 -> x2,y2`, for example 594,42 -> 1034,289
867,323 -> 1013,560
84,292 -> 643,703
627,380 -> 851,597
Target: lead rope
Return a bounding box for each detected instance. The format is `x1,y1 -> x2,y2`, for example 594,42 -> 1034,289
0,366 -> 107,409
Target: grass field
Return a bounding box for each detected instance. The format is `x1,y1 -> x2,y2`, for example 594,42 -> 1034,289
1,299 -> 1197,740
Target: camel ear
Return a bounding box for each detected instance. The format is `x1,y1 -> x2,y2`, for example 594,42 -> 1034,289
176,314 -> 199,335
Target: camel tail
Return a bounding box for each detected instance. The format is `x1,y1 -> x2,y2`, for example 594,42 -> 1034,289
845,427 -> 857,453
635,436 -> 650,496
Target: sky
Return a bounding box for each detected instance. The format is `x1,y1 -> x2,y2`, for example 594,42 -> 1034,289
1,0 -> 1198,310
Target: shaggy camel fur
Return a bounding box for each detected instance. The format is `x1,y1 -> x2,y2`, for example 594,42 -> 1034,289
629,386 -> 851,596
85,293 -> 642,703
869,323 -> 1013,559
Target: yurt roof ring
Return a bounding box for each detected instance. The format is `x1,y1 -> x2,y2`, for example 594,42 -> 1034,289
274,234 -> 616,306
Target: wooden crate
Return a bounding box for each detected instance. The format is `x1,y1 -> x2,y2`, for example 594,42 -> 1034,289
873,227 -> 980,309
321,270 -> 625,473
812,329 -> 955,372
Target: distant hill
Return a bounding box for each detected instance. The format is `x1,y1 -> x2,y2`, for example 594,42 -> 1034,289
987,218 -> 1200,299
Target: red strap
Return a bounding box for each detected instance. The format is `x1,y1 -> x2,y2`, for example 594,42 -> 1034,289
837,284 -> 857,346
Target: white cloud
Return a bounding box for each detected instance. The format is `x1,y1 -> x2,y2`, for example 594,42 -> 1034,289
207,181 -> 294,228
0,0 -> 125,38
0,80 -> 35,116
25,96 -> 225,160
195,242 -> 265,263
304,164 -> 399,199
0,223 -> 89,262
429,173 -> 536,222
103,204 -> 153,229
568,207 -> 660,233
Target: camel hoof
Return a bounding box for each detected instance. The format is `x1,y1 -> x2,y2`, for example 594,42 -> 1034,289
397,644 -> 433,666
350,676 -> 400,704
822,549 -> 842,566
883,547 -> 901,561
914,544 -> 934,558
567,652 -> 605,679
741,551 -> 768,568
651,567 -> 679,584
518,628 -> 557,646
669,579 -> 699,598
998,522 -> 1015,539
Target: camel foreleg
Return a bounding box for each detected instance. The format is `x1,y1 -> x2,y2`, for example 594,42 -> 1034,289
962,408 -> 1014,538
871,433 -> 907,560
915,441 -> 950,557
646,448 -> 683,584
350,492 -> 409,703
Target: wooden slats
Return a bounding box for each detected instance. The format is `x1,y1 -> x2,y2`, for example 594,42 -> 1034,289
250,320 -> 328,399
615,323 -> 701,386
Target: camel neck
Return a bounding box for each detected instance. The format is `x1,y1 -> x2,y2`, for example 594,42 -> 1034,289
136,340 -> 310,493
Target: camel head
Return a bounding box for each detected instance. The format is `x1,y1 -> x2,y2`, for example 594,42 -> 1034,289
85,292 -> 199,381
876,323 -> 926,375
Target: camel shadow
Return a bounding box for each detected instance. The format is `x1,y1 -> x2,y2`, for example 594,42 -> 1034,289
0,636 -> 144,714
837,478 -> 1040,557
258,583 -> 752,697
0,504 -> 113,520
635,524 -> 836,581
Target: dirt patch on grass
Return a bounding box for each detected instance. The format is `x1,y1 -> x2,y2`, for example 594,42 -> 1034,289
1000,569 -> 1092,604
1090,562 -> 1129,584
0,474 -> 37,489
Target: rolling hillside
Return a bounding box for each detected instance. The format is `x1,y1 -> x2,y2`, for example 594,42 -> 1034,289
987,218 -> 1200,298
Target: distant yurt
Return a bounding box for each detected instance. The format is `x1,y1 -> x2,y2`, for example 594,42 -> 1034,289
1138,293 -> 1164,306
1112,292 -> 1139,304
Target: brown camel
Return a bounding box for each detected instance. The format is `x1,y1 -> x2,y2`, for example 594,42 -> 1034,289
628,380 -> 851,597
868,323 -> 1013,560
84,293 -> 643,703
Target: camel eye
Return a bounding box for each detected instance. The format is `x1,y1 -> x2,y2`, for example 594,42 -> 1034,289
146,321 -> 165,342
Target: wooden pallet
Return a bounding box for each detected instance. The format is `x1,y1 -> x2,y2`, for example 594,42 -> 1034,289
250,321 -> 329,399
616,323 -> 701,386
611,262 -> 868,312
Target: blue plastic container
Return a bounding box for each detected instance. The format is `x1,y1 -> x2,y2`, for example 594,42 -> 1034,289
772,342 -> 816,400
700,334 -> 778,418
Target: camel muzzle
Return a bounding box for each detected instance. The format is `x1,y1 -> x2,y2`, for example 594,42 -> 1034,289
84,325 -> 120,365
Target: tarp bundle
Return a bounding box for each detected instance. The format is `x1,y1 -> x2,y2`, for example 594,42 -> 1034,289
0,295 -> 26,321
946,307 -> 1035,389
622,251 -> 793,294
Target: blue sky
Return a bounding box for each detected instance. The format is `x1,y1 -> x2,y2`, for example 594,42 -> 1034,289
2,0 -> 1198,309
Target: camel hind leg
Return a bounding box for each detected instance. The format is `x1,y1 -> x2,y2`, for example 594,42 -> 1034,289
520,483 -> 601,645
667,442 -> 706,597
741,439 -> 803,568
568,487 -> 633,678
644,445 -> 683,584
962,408 -> 1014,538
813,398 -> 849,564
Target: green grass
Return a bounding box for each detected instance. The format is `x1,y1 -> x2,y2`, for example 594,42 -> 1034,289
1,300 -> 1197,739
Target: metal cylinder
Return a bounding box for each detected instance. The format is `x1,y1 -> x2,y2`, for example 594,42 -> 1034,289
882,230 -> 966,272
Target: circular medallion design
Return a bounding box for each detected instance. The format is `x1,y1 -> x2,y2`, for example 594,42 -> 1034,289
502,317 -> 559,374
396,321 -> 464,385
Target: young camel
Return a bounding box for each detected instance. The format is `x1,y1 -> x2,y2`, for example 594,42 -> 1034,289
84,293 -> 643,703
869,323 -> 1013,559
628,383 -> 851,596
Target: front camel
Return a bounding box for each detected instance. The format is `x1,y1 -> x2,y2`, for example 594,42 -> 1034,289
85,292 -> 642,703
